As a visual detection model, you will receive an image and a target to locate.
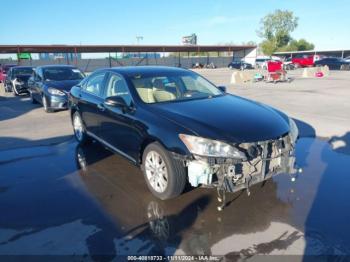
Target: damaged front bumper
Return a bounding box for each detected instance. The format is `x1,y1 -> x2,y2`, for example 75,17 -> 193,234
182,133 -> 299,194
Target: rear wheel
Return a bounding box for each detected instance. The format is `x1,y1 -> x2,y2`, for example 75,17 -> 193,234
142,142 -> 186,200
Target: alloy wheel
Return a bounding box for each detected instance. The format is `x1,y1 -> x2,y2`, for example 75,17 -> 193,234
73,114 -> 84,141
145,151 -> 168,193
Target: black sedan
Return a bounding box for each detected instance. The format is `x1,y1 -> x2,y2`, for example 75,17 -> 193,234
314,57 -> 350,70
28,65 -> 85,112
228,61 -> 253,70
4,66 -> 34,95
69,66 -> 299,208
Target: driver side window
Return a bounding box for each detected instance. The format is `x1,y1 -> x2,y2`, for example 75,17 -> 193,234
105,73 -> 132,106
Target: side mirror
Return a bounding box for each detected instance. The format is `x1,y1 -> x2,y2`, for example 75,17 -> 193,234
218,86 -> 227,93
104,96 -> 127,108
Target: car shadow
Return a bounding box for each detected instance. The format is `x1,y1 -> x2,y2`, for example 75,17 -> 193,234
0,92 -> 42,122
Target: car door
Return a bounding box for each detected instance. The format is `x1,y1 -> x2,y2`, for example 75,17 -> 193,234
99,72 -> 140,162
78,71 -> 108,136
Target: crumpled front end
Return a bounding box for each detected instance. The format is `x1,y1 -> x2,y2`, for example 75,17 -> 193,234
185,132 -> 299,194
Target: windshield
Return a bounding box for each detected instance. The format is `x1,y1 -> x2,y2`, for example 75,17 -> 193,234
130,72 -> 223,104
43,67 -> 84,81
13,68 -> 33,76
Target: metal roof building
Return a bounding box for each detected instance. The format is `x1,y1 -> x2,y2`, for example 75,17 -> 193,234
0,44 -> 256,54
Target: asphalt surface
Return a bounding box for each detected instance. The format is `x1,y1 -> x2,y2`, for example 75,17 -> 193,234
0,70 -> 350,260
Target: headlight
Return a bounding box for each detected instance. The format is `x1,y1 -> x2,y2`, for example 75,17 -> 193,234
48,87 -> 65,96
289,118 -> 299,143
179,134 -> 246,159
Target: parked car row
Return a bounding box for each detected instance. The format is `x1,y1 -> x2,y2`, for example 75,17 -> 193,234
228,54 -> 350,71
1,64 -> 85,112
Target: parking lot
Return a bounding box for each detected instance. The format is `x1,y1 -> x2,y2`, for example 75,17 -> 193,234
1,69 -> 350,259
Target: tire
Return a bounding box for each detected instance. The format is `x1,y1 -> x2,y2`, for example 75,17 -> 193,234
72,111 -> 90,145
42,95 -> 53,113
29,91 -> 38,104
142,142 -> 186,200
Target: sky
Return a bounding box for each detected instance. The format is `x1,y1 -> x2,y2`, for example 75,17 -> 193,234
1,0 -> 349,51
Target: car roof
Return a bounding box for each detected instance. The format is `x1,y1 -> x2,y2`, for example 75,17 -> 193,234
12,66 -> 34,69
98,66 -> 191,77
38,65 -> 77,69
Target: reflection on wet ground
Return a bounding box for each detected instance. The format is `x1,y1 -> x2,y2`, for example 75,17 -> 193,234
0,136 -> 350,260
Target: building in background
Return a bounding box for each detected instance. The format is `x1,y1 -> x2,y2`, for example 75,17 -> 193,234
182,34 -> 197,46
39,53 -> 81,61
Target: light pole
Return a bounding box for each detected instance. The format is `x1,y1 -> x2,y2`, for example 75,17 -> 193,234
136,36 -> 144,45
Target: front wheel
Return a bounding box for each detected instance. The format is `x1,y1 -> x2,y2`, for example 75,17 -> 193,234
42,95 -> 53,113
72,112 -> 90,145
12,85 -> 19,96
142,142 -> 186,200
29,91 -> 38,104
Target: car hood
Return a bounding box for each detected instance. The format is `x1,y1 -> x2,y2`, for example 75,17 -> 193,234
150,94 -> 290,143
44,80 -> 81,91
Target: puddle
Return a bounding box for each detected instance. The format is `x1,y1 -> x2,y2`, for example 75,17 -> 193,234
0,137 -> 350,258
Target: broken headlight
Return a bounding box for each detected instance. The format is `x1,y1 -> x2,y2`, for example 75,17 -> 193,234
179,134 -> 246,160
289,118 -> 299,143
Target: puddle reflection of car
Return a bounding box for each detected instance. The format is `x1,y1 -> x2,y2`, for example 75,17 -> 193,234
28,65 -> 85,113
4,66 -> 34,95
69,66 -> 299,206
75,143 -> 293,256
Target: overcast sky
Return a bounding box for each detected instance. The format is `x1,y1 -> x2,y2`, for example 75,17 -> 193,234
1,0 -> 349,50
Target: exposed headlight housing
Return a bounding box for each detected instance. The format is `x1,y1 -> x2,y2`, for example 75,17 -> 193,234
48,87 -> 65,96
289,118 -> 299,143
179,134 -> 246,160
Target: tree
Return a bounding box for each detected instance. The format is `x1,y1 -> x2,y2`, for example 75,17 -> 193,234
258,9 -> 299,55
289,39 -> 315,51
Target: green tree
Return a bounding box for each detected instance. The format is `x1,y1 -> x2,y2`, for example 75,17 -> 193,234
258,9 -> 299,55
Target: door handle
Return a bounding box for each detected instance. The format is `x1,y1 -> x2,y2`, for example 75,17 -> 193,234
97,103 -> 105,112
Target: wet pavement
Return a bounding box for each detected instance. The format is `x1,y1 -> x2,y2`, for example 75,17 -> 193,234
1,133 -> 350,260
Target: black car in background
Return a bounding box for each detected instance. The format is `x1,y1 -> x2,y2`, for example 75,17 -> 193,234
4,66 -> 34,95
228,61 -> 253,70
28,65 -> 85,112
69,66 -> 298,205
314,57 -> 350,70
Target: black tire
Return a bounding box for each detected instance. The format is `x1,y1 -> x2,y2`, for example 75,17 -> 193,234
142,142 -> 186,200
72,111 -> 91,145
29,91 -> 38,104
